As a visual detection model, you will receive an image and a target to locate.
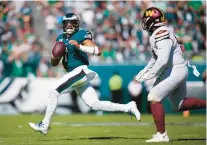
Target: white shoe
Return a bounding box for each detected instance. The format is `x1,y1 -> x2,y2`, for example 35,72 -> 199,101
146,132 -> 169,142
127,101 -> 141,121
29,122 -> 49,135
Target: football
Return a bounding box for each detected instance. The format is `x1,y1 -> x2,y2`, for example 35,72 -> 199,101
52,41 -> 66,58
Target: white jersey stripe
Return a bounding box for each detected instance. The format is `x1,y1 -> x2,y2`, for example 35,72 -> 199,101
155,35 -> 169,42
155,32 -> 169,38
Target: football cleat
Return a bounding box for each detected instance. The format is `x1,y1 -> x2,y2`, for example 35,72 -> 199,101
127,101 -> 141,121
146,132 -> 169,142
29,122 -> 49,135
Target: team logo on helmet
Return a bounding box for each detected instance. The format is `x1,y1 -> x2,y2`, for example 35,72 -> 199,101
142,7 -> 165,32
145,10 -> 154,17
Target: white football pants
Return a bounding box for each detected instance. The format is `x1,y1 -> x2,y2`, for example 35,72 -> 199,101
148,65 -> 188,109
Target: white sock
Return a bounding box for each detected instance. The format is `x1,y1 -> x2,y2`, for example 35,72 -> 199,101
42,90 -> 59,128
92,101 -> 128,112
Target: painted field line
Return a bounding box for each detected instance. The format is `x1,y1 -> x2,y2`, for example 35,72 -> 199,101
52,122 -> 206,127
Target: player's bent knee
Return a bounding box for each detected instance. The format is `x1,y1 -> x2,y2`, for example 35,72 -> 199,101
90,101 -> 101,111
147,93 -> 161,102
82,97 -> 100,110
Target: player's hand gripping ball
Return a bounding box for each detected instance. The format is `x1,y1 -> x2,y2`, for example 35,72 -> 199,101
52,41 -> 66,58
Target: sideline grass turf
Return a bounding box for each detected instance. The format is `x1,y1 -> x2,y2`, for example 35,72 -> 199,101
0,114 -> 205,145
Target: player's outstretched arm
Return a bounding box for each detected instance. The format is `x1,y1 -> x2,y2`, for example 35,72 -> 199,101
69,40 -> 102,56
143,39 -> 172,80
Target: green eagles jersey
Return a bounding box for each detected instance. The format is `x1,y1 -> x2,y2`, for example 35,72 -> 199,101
56,28 -> 92,72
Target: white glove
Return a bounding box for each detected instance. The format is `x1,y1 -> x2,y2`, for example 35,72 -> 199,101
135,70 -> 146,83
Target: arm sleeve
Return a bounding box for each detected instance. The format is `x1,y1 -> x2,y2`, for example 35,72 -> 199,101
142,56 -> 156,73
144,39 -> 173,79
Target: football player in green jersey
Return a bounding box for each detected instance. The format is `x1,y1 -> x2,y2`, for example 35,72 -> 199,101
29,13 -> 141,135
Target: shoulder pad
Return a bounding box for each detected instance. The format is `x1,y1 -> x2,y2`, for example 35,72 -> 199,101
79,29 -> 92,40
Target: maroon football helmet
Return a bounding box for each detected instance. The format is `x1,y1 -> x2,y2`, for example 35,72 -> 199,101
141,7 -> 166,32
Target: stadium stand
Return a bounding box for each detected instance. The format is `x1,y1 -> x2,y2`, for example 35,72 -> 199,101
0,1 -> 206,77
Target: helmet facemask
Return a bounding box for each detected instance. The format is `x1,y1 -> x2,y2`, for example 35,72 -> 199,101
62,13 -> 80,35
63,20 -> 79,34
141,17 -> 150,30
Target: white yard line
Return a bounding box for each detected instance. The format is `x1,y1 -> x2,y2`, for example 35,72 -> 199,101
52,122 -> 206,127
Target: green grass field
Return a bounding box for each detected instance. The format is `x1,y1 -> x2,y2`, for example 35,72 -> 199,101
0,114 -> 205,145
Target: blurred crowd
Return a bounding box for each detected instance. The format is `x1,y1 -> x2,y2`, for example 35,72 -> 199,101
0,1 -> 58,77
0,1 -> 206,78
